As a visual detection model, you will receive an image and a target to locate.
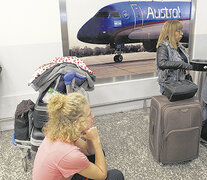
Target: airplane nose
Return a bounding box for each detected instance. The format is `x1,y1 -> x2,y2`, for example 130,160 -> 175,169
77,19 -> 110,44
77,26 -> 93,43
77,18 -> 100,43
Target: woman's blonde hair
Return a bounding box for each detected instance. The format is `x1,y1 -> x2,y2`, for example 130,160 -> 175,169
156,20 -> 183,49
43,93 -> 88,143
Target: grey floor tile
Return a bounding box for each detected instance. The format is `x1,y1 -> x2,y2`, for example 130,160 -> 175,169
1,109 -> 207,180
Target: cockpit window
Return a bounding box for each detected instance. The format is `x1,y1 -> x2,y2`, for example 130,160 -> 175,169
95,12 -> 109,18
111,11 -> 121,18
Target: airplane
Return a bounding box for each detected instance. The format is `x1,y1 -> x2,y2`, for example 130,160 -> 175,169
77,1 -> 191,62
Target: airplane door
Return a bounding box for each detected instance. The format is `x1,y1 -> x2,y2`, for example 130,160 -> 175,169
130,4 -> 143,29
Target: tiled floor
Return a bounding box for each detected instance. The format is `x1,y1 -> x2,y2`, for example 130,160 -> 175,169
1,108 -> 207,180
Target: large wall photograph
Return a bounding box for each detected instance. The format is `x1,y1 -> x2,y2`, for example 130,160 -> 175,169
67,0 -> 191,80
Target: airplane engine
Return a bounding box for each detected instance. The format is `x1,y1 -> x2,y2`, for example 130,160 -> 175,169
143,40 -> 157,52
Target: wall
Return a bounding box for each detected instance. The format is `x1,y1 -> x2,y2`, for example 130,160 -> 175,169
191,0 -> 207,60
89,77 -> 160,115
189,0 -> 207,100
0,0 -> 161,131
0,0 -> 63,123
2,0 -> 206,131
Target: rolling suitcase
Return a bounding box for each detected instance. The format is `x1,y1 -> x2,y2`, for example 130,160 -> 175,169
149,95 -> 202,164
33,100 -> 48,129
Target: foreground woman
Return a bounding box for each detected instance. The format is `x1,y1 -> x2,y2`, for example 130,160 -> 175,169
33,93 -> 124,180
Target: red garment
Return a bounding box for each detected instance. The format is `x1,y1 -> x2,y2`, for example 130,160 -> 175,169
30,56 -> 93,81
33,137 -> 90,180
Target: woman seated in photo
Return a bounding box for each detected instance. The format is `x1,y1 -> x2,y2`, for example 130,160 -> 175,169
33,93 -> 124,180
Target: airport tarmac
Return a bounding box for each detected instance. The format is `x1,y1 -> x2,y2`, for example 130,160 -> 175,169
81,52 -> 157,81
81,52 -> 156,65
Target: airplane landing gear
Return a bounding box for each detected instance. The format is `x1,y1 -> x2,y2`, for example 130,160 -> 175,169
110,43 -> 124,63
114,54 -> 123,63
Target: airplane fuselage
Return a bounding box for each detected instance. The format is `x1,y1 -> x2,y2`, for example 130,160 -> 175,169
77,1 -> 191,46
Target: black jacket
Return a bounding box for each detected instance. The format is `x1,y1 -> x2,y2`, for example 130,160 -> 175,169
157,42 -> 192,70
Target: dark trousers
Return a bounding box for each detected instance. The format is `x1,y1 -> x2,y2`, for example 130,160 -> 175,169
71,154 -> 124,180
203,102 -> 207,126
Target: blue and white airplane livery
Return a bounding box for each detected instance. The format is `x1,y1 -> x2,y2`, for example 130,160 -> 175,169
77,1 -> 191,62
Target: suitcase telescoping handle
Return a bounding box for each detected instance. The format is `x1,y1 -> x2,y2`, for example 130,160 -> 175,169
64,72 -> 86,94
176,69 -> 180,81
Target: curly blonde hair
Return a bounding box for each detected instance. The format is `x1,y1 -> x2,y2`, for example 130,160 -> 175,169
156,20 -> 183,49
43,93 -> 88,143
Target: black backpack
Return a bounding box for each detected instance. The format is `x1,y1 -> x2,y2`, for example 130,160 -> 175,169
14,100 -> 35,140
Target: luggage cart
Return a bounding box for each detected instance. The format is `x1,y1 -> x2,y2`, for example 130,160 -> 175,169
12,72 -> 87,172
12,132 -> 31,172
